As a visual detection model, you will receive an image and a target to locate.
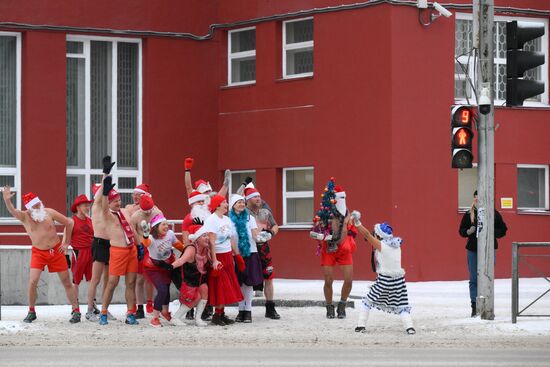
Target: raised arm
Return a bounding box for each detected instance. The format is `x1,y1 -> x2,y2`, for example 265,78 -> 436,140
351,210 -> 381,251
184,157 -> 194,195
2,186 -> 25,221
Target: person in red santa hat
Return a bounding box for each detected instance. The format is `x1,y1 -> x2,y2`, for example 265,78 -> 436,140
69,194 -> 96,319
183,157 -> 230,206
94,156 -> 139,326
180,189 -> 212,321
309,180 -> 356,319
130,193 -> 163,318
202,194 -> 245,325
2,186 -> 80,323
125,183 -> 152,217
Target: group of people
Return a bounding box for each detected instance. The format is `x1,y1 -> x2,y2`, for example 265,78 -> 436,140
1,156 -> 281,327
2,156 -> 506,334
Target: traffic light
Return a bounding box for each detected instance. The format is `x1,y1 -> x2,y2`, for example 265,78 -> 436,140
451,105 -> 474,169
506,21 -> 545,106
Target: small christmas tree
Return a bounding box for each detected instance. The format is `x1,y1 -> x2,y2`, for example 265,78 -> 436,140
311,177 -> 339,237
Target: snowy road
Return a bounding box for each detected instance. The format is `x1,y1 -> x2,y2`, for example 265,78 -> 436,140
1,347 -> 550,366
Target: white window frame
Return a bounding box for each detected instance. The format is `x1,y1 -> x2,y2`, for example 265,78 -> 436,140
65,35 -> 142,203
228,27 -> 256,86
0,32 -> 21,222
458,163 -> 478,211
517,164 -> 549,211
282,166 -> 314,227
228,169 -> 256,195
455,13 -> 549,107
283,17 -> 314,79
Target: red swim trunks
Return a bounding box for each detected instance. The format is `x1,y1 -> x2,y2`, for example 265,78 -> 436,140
30,243 -> 69,273
320,235 -> 356,266
109,245 -> 138,276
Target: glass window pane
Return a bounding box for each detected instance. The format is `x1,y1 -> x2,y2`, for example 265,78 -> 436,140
286,47 -> 313,75
90,41 -> 113,169
458,167 -> 478,208
66,175 -> 85,216
285,19 -> 313,44
0,36 -> 17,168
231,57 -> 256,83
231,29 -> 255,53
231,171 -> 256,194
0,175 -> 15,217
120,192 -> 133,207
518,167 -> 546,209
286,169 -> 314,192
118,177 -> 136,190
66,57 -> 86,168
66,41 -> 83,54
455,19 -> 472,56
286,198 -> 313,223
117,42 -> 138,169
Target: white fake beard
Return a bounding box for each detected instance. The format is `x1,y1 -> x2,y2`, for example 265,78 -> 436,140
30,204 -> 47,222
335,197 -> 347,217
191,203 -> 211,222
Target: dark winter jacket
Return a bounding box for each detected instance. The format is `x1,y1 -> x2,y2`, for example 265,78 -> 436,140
459,208 -> 507,251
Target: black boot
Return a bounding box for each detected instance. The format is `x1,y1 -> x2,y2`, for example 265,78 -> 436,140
265,301 -> 280,319
185,308 -> 195,320
337,301 -> 346,319
326,304 -> 335,319
471,301 -> 476,317
235,311 -> 245,323
201,305 -> 213,321
243,310 -> 252,323
211,313 -> 226,326
221,312 -> 235,325
135,306 -> 145,319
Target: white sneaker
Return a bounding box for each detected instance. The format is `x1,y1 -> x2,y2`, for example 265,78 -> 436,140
86,311 -> 99,322
195,318 -> 207,327
172,317 -> 186,326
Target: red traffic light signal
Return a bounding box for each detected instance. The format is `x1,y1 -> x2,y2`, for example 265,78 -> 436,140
451,105 -> 475,169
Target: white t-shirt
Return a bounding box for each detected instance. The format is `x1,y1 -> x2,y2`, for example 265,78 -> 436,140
203,213 -> 234,254
148,230 -> 179,261
375,242 -> 404,277
241,215 -> 258,253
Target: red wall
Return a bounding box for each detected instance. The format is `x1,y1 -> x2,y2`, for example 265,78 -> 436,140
1,0 -> 549,281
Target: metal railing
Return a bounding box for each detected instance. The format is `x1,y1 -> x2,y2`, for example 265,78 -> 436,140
511,242 -> 550,323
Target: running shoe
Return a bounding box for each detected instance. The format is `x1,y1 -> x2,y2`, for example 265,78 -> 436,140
135,308 -> 145,319
69,311 -> 81,324
23,311 -> 37,323
99,314 -> 108,325
92,302 -> 101,315
125,314 -> 139,325
85,311 -> 99,322
160,311 -> 172,322
146,302 -> 154,314
150,317 -> 162,328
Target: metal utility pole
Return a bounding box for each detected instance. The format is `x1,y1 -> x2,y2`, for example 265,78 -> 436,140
473,0 -> 495,320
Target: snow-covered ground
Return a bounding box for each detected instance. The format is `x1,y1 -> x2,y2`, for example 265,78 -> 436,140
0,278 -> 548,349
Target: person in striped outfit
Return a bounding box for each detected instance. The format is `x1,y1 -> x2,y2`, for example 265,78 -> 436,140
350,211 -> 416,335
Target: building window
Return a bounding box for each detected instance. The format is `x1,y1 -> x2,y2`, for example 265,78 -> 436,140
229,170 -> 256,194
455,14 -> 548,105
0,33 -> 21,220
283,167 -> 314,225
66,37 -> 141,215
283,18 -> 314,79
228,27 -> 256,85
517,165 -> 548,210
458,166 -> 478,210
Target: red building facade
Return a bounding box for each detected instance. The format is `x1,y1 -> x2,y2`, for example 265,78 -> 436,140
0,0 -> 549,281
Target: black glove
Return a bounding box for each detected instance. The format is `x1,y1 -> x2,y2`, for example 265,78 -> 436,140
102,176 -> 116,196
243,176 -> 253,186
136,244 -> 145,261
192,217 -> 204,225
102,156 -> 116,174
157,261 -> 174,271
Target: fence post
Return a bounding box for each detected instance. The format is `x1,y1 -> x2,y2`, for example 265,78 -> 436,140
511,242 -> 518,324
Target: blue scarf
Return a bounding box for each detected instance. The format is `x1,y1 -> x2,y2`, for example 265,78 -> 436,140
229,208 -> 251,257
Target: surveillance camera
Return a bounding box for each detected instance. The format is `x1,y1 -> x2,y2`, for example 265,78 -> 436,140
433,2 -> 452,18
478,87 -> 491,115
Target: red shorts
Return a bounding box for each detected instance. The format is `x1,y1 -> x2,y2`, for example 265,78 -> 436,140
71,247 -> 93,285
30,243 -> 69,273
320,236 -> 356,266
109,245 -> 138,276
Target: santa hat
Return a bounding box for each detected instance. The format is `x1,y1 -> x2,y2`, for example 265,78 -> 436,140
108,189 -> 120,202
91,183 -> 102,196
23,192 -> 41,210
208,194 -> 226,213
245,182 -> 255,189
374,222 -> 403,248
150,213 -> 166,228
71,194 -> 93,213
134,184 -> 150,194
244,187 -> 260,201
195,179 -> 212,194
334,185 -> 345,199
229,194 -> 244,209
139,194 -> 154,211
188,190 -> 207,205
